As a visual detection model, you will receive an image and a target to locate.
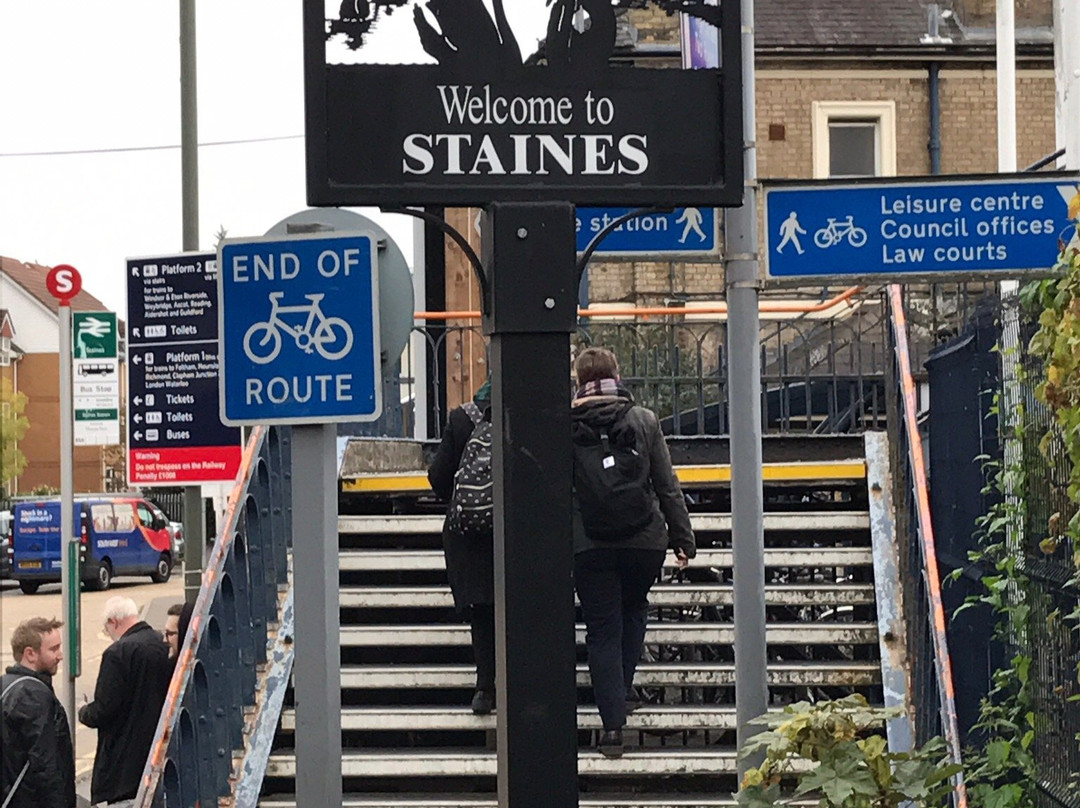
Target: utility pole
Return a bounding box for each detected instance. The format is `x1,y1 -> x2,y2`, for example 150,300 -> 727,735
725,0 -> 768,779
179,0 -> 205,602
1056,0 -> 1080,169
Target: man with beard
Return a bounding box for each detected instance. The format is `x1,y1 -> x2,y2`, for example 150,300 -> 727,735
1,617 -> 75,808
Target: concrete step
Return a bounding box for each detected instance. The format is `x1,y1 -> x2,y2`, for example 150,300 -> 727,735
260,796 -> 771,808
341,582 -> 877,609
264,748 -> 780,778
339,660 -> 881,689
340,546 -> 873,572
279,704 -> 739,732
338,512 -> 869,535
340,622 -> 878,647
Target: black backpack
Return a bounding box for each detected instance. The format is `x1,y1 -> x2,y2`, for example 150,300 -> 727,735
572,404 -> 654,541
446,402 -> 494,541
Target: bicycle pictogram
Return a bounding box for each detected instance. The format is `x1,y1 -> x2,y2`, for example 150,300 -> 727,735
813,215 -> 868,249
243,292 -> 354,365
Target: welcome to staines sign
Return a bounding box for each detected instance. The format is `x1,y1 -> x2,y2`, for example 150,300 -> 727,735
302,0 -> 742,207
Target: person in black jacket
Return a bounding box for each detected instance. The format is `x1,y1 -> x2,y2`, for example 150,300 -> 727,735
1,617 -> 76,808
79,596 -> 173,806
571,347 -> 696,758
427,379 -> 497,715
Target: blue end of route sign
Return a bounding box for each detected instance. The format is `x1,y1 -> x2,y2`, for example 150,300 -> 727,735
218,232 -> 382,426
764,174 -> 1079,281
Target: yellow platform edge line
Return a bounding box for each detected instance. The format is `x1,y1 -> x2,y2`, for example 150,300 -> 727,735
341,461 -> 866,493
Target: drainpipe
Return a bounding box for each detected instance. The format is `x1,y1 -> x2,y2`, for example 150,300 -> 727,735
929,62 -> 942,174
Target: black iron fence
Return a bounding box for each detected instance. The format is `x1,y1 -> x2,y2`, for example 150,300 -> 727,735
1012,316 -> 1080,808
373,282 -> 992,441
134,425 -> 293,808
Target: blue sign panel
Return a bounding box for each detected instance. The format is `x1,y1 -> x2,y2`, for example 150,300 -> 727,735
218,233 -> 381,426
127,252 -> 243,485
764,175 -> 1078,280
577,207 -> 718,256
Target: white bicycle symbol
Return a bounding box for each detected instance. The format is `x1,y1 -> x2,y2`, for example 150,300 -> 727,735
814,216 -> 868,249
243,292 -> 353,365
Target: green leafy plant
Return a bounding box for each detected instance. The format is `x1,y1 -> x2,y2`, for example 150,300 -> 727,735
736,695 -> 961,808
0,377 -> 29,487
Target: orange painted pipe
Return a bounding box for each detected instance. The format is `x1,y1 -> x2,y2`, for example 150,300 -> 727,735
413,285 -> 864,321
888,285 -> 968,808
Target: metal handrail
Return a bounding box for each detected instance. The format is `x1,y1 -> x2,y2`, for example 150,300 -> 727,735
887,284 -> 968,805
133,423 -> 282,808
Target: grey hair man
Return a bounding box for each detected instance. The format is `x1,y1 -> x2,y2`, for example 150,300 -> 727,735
1,617 -> 76,808
79,596 -> 173,806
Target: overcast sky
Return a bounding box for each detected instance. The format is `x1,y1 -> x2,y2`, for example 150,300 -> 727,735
0,1 -> 552,318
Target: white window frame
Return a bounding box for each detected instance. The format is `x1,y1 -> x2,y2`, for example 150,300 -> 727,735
812,100 -> 897,179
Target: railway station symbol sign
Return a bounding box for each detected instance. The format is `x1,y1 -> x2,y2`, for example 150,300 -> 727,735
218,232 -> 382,426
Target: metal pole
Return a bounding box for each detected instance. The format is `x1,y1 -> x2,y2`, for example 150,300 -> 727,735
58,304 -> 77,741
180,0 -> 205,602
291,424 -> 343,807
483,202 -> 578,808
725,0 -> 768,780
997,0 -> 1017,174
1056,0 -> 1080,169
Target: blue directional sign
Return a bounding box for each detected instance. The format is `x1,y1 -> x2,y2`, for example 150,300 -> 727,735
577,207 -> 718,257
127,252 -> 242,486
218,233 -> 381,426
764,175 -> 1079,281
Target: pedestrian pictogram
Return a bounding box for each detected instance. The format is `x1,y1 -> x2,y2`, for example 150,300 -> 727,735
676,207 -> 708,243
776,211 -> 807,255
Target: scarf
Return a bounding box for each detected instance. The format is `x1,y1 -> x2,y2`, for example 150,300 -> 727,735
574,377 -> 633,402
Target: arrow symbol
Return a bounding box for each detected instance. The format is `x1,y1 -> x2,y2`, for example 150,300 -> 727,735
133,414 -> 142,423
132,327 -> 141,338
134,396 -> 143,406
134,431 -> 143,441
132,355 -> 141,365
131,267 -> 140,277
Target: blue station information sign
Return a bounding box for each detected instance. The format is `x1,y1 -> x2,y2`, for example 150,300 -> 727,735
764,174 -> 1078,281
218,232 -> 382,426
576,207 -> 718,257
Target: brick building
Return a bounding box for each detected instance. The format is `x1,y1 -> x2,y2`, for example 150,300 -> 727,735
438,1 -> 1058,408
586,0 -> 1058,304
0,256 -> 125,494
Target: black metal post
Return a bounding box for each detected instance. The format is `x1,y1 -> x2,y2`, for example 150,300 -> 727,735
483,202 -> 579,808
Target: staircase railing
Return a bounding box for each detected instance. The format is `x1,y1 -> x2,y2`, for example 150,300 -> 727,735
134,425 -> 293,808
886,285 -> 968,805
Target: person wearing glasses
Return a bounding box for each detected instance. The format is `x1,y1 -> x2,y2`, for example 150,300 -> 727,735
162,603 -> 184,659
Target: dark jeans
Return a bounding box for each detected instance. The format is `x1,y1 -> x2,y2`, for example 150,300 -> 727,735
471,603 -> 496,691
574,548 -> 666,731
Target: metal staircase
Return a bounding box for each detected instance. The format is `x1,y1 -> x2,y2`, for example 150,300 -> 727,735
255,446 -> 894,807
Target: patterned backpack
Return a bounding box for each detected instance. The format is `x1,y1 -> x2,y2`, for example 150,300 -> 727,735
447,401 -> 494,541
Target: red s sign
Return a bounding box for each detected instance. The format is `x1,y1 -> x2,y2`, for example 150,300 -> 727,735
46,264 -> 82,304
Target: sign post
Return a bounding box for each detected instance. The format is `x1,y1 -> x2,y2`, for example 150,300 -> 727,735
45,263 -> 82,741
301,3 -> 744,805
219,230 -> 383,808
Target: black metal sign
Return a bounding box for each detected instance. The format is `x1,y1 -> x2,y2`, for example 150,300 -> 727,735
303,1 -> 742,207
